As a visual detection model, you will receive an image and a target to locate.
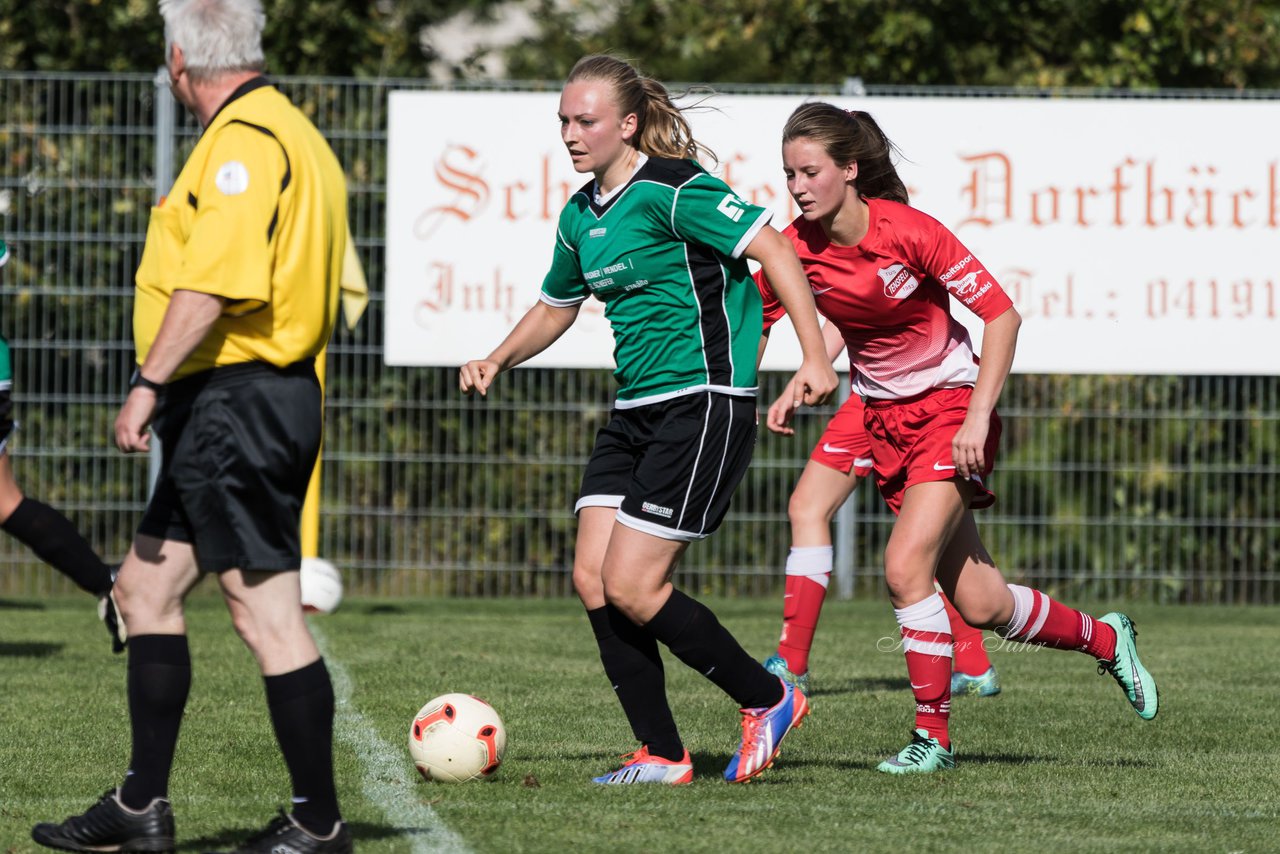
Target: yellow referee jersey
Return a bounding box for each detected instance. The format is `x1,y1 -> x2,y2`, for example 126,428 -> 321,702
133,78 -> 348,379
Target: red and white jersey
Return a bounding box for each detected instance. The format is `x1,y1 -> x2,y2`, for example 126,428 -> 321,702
758,198 -> 1014,400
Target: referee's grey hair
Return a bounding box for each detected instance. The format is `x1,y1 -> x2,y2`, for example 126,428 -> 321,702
160,0 -> 265,84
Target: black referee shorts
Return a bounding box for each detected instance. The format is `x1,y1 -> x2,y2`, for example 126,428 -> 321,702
138,360 -> 321,573
576,392 -> 757,542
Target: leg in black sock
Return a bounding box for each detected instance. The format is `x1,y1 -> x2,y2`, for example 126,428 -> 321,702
587,605 -> 683,760
119,635 -> 192,809
646,589 -> 782,710
264,659 -> 340,835
1,497 -> 113,595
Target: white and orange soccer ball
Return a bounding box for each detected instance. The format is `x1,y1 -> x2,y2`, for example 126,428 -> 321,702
408,693 -> 506,783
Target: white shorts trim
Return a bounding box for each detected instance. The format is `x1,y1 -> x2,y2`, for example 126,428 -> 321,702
575,494 -> 624,514
616,509 -> 704,543
540,292 -> 588,308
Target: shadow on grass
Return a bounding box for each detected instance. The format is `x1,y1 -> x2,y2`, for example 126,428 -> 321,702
183,820 -> 428,851
0,598 -> 47,611
360,604 -> 408,616
688,750 -> 875,779
812,676 -> 911,696
958,750 -> 1157,769
0,641 -> 63,657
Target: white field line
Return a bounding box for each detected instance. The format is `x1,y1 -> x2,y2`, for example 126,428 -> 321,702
312,623 -> 470,854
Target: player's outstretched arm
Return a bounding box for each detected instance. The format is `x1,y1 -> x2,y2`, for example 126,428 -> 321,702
459,301 -> 581,396
745,227 -> 837,407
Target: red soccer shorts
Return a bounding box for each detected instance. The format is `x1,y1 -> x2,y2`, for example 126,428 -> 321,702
863,386 -> 1001,515
809,395 -> 874,478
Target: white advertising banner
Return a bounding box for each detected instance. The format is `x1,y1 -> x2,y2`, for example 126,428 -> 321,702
386,92 -> 1278,373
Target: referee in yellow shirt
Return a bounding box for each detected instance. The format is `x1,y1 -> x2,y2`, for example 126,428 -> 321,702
32,2 -> 352,852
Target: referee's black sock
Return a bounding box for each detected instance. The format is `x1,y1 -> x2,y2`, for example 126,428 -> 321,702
587,605 -> 684,761
119,634 -> 191,810
265,658 -> 341,835
645,589 -> 783,710
0,497 -> 113,595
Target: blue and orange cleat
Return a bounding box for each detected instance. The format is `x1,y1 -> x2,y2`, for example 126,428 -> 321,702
592,746 -> 693,785
723,677 -> 809,783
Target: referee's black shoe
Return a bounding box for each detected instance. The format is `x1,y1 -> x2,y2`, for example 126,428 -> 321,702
208,811 -> 353,854
32,788 -> 175,853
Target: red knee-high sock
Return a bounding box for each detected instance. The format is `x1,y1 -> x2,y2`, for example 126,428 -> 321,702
940,590 -> 992,677
895,592 -> 953,748
776,546 -> 831,675
1002,584 -> 1117,661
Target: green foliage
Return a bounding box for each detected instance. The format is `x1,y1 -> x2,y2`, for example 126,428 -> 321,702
0,0 -> 490,78
6,1 -> 1279,86
0,0 -> 161,72
505,0 -> 1280,88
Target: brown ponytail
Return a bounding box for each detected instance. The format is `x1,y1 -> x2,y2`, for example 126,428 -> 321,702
782,102 -> 908,204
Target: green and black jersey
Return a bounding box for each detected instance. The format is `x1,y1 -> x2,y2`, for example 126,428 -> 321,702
540,156 -> 770,408
1,334 -> 13,448
0,334 -> 11,392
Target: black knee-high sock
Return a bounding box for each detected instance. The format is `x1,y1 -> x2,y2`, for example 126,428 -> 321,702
264,659 -> 340,834
587,605 -> 684,761
119,635 -> 191,809
645,589 -> 783,710
1,497 -> 113,595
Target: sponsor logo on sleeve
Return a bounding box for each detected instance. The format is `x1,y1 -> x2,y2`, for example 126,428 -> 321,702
948,270 -> 994,305
938,254 -> 973,283
716,194 -> 745,222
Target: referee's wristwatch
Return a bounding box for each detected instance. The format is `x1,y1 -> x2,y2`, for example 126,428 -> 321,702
129,367 -> 165,393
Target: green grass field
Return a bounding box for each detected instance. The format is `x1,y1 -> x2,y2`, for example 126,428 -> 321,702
2,596 -> 1277,853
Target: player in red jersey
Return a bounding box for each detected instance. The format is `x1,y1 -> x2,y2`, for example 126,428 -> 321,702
755,317 -> 1000,701
759,103 -> 1158,773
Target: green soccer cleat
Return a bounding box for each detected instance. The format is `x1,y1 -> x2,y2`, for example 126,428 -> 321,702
762,654 -> 810,696
877,729 -> 955,774
951,665 -> 1001,698
1097,612 -> 1158,720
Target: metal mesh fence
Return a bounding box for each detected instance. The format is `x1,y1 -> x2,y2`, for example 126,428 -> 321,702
1,73 -> 1275,603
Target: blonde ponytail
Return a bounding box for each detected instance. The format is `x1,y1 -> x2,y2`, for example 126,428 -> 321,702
567,55 -> 717,166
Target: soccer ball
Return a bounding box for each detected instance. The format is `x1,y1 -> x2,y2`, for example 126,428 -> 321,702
300,557 -> 343,614
408,693 -> 506,783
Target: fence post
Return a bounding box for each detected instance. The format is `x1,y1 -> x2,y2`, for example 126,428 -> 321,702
833,372 -> 855,599
148,68 -> 177,494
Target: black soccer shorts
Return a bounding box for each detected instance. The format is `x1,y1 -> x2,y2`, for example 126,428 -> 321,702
138,360 -> 321,573
576,391 -> 757,542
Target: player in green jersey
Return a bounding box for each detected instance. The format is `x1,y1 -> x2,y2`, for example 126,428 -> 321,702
461,55 -> 837,785
0,329 -> 123,650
